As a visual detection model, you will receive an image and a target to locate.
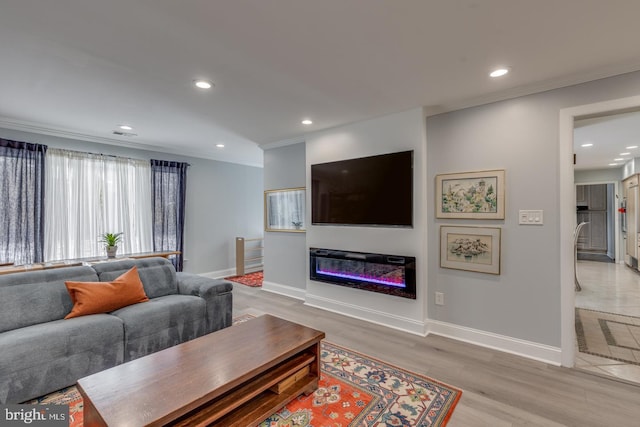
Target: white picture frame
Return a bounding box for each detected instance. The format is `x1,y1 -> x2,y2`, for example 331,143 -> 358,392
440,225 -> 501,275
264,187 -> 306,232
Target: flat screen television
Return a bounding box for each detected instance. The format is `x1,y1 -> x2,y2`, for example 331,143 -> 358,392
311,150 -> 413,227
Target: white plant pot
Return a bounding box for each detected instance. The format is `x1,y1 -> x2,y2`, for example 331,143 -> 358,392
106,246 -> 118,258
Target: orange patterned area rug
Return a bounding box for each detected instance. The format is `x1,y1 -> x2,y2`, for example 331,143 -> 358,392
26,343 -> 461,427
225,270 -> 263,287
26,317 -> 462,427
259,341 -> 462,426
25,386 -> 83,427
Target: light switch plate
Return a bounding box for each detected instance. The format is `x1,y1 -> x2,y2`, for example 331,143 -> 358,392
519,210 -> 543,225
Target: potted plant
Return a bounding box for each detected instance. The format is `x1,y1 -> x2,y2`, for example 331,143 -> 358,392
100,232 -> 123,258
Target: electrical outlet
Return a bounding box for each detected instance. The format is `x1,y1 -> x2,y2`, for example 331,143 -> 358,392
435,292 -> 444,306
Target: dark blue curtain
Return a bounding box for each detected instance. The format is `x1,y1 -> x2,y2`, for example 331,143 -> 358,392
0,138 -> 47,265
150,159 -> 188,271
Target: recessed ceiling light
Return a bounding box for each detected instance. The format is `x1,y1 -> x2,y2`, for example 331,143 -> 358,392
216,144 -> 225,148
119,125 -> 133,131
194,80 -> 213,89
301,119 -> 313,125
609,163 -> 619,166
581,143 -> 593,147
626,145 -> 638,149
614,158 -> 624,161
489,68 -> 509,78
620,152 -> 631,156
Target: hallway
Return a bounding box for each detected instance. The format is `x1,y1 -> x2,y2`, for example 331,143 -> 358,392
575,260 -> 640,383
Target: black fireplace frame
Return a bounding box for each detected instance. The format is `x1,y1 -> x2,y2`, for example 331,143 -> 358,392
309,247 -> 416,299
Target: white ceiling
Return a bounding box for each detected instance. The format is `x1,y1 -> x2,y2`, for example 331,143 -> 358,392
2,1 -> 640,167
574,111 -> 640,171
573,111 -> 640,170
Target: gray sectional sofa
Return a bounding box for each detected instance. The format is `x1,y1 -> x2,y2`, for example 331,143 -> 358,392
0,257 -> 233,404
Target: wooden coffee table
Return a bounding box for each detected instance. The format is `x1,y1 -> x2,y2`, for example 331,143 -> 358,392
77,315 -> 325,426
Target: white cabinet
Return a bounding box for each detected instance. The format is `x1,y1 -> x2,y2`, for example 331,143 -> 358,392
627,189 -> 637,260
623,176 -> 639,264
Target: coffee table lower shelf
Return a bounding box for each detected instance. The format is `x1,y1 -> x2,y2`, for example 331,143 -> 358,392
206,375 -> 317,426
173,352 -> 318,427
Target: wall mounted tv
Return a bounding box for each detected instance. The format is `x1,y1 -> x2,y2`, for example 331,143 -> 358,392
311,150 -> 413,227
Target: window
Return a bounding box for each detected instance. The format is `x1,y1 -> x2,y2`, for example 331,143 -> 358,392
0,139 -> 47,264
151,160 -> 188,271
44,149 -> 153,260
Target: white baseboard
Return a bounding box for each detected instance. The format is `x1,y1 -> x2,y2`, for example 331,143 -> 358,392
262,281 -> 306,300
199,268 -> 235,279
428,319 -> 562,366
215,275 -> 562,365
304,294 -> 427,336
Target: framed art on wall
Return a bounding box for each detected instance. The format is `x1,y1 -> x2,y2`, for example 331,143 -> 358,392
264,187 -> 306,232
440,225 -> 501,274
435,169 -> 505,219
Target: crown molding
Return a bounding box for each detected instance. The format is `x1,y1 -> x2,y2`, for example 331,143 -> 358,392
427,61 -> 640,117
0,117 -> 263,168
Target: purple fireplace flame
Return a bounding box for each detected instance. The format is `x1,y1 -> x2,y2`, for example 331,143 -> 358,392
310,248 -> 416,299
316,268 -> 405,287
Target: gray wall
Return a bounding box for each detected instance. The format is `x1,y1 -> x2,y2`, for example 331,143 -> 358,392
575,168 -> 623,183
0,128 -> 263,274
305,108 -> 427,333
427,70 -> 640,347
263,143 -> 307,290
256,71 -> 640,359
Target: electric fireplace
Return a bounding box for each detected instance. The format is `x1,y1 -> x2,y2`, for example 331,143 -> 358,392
309,248 -> 416,299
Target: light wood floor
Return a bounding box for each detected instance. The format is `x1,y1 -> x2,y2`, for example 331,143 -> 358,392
233,284 -> 640,427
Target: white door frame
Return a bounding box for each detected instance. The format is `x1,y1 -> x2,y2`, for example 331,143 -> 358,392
560,95 -> 640,367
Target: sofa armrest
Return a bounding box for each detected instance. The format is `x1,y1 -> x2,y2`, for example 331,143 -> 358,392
177,273 -> 233,296
176,273 -> 233,333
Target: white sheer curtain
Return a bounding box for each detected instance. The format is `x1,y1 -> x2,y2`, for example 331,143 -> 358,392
44,148 -> 153,261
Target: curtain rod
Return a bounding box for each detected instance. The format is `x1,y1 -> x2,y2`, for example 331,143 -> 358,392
49,147 -> 191,166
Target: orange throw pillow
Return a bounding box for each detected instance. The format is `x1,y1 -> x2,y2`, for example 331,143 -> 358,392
65,266 -> 149,319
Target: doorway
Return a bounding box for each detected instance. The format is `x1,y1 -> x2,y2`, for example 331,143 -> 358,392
565,103 -> 640,383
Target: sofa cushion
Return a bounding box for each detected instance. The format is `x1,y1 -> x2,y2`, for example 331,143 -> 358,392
111,294 -> 206,361
64,266 -> 150,319
92,258 -> 177,298
0,314 -> 124,404
0,266 -> 98,333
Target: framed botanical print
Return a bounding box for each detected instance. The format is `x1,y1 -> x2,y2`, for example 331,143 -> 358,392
435,169 -> 505,219
440,225 -> 501,275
